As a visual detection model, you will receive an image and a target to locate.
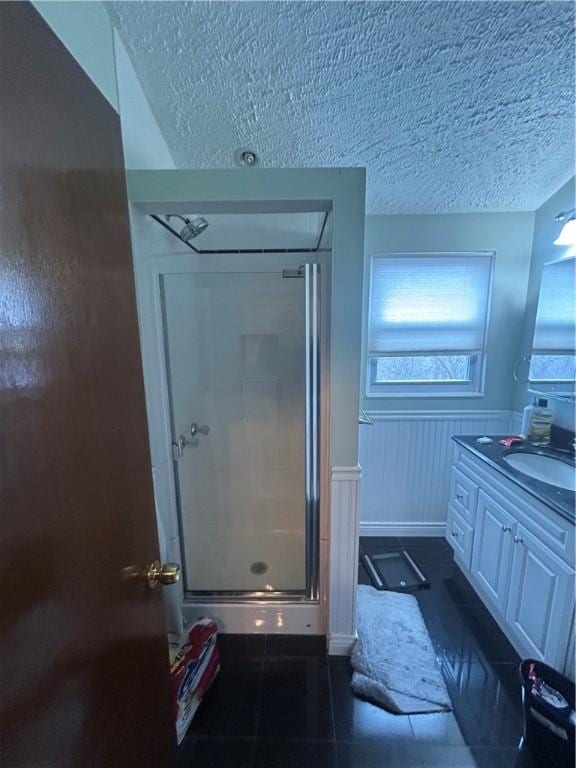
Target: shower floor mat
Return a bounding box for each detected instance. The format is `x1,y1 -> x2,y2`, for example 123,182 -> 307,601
360,549 -> 430,592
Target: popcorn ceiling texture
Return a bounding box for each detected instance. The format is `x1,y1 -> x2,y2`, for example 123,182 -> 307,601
109,1 -> 574,214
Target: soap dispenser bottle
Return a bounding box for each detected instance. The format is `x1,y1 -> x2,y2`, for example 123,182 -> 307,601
527,398 -> 553,446
520,397 -> 538,439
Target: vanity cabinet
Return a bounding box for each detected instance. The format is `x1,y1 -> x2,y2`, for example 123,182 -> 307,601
447,446 -> 575,674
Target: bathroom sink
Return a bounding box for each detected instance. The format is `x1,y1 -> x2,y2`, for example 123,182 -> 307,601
502,452 -> 575,491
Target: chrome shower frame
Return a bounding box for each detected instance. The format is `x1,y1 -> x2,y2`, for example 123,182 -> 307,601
304,263 -> 320,601
179,263 -> 322,604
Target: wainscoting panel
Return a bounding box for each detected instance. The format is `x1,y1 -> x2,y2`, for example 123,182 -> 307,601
510,411 -> 523,434
359,411 -> 513,537
328,465 -> 361,654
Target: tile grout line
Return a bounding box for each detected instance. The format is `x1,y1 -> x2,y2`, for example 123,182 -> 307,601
254,630 -> 268,761
325,657 -> 339,747
251,648 -> 266,764
326,658 -> 341,768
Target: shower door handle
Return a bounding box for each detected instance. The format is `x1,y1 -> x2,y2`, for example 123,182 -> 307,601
172,436 -> 186,460
171,433 -> 199,460
190,422 -> 210,437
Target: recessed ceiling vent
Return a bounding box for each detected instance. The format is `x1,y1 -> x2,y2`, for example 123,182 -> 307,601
234,148 -> 259,167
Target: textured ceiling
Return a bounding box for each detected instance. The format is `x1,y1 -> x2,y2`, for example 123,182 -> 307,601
109,1 -> 575,214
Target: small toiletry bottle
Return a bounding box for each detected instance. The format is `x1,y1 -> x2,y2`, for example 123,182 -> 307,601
527,398 -> 553,446
520,397 -> 538,439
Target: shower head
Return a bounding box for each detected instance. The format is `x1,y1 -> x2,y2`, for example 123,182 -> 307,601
180,216 -> 209,241
166,215 -> 209,242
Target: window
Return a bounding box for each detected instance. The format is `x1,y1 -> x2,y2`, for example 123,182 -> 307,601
366,252 -> 493,396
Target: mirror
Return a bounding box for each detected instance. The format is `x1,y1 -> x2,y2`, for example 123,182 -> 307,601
528,256 -> 576,402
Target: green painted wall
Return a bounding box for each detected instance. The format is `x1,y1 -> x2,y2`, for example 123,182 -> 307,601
33,1 -> 118,109
513,178 -> 575,429
362,212 -> 535,411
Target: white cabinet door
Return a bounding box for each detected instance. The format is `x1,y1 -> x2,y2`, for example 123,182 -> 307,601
506,524 -> 575,667
471,490 -> 516,614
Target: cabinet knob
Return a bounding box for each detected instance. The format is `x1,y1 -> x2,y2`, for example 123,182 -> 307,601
502,525 -> 512,533
456,494 -> 464,501
513,536 -> 523,544
451,530 -> 458,538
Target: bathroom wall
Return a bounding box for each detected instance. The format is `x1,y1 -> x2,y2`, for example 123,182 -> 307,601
513,178 -> 576,430
113,31 -> 175,170
359,211 -> 535,535
362,212 -> 535,412
33,1 -> 118,108
33,2 -> 175,170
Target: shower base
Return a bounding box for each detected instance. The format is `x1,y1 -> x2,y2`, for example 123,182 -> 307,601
182,600 -> 322,636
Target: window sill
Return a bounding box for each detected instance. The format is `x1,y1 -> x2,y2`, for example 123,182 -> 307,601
365,391 -> 485,399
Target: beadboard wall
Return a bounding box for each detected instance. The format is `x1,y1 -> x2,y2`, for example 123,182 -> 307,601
359,410 -> 514,537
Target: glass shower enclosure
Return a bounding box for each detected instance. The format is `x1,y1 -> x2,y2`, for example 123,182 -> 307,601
161,264 -> 320,600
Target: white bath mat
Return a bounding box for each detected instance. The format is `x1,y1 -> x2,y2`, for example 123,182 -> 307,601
351,585 -> 452,714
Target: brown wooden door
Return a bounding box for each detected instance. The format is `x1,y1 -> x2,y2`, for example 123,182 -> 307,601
0,3 -> 176,766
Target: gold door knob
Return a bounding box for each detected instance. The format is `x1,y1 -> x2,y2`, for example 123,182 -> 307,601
145,561 -> 180,589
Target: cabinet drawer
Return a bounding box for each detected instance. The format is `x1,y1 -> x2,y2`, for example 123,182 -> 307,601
449,467 -> 478,524
447,505 -> 474,569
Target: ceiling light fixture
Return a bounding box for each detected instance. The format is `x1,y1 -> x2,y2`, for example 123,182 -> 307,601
554,208 -> 576,246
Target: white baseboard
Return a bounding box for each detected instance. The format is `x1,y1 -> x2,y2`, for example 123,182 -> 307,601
360,522 -> 447,538
328,632 -> 357,656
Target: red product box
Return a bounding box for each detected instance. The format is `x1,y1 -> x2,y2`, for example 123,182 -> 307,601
170,618 -> 220,745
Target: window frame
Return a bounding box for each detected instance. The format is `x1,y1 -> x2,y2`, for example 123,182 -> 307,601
365,251 -> 494,399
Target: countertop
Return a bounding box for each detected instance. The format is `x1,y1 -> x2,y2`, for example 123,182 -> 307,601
452,435 -> 575,525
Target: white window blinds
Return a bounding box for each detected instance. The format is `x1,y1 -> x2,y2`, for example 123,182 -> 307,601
532,257 -> 576,354
368,254 -> 493,356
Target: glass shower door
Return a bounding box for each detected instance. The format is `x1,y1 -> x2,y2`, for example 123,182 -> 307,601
161,267 -> 319,598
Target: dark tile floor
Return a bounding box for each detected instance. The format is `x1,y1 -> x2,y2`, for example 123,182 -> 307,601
177,537 -> 547,768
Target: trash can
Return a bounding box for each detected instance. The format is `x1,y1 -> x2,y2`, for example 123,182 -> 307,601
519,659 -> 575,768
